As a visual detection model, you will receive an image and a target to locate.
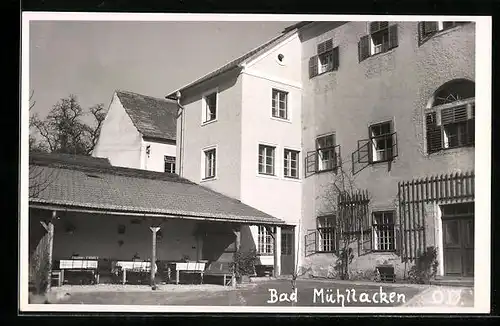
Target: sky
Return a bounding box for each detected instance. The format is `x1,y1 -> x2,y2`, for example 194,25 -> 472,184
29,20 -> 295,121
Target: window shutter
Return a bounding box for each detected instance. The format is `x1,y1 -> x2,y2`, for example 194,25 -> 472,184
309,56 -> 318,78
426,112 -> 443,153
417,22 -> 425,44
388,24 -> 399,49
442,106 -> 468,124
317,41 -> 326,55
466,118 -> 475,145
324,39 -> 333,52
423,22 -> 438,37
304,229 -> 317,256
352,139 -> 371,175
358,35 -> 370,62
332,46 -> 340,70
394,224 -> 402,255
305,150 -> 318,175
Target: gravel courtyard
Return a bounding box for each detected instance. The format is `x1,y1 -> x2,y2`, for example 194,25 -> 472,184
42,279 -> 474,308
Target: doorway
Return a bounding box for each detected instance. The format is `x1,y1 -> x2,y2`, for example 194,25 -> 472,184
441,202 -> 474,277
280,228 -> 295,275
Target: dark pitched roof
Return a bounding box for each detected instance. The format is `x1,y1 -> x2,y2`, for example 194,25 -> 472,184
29,152 -> 112,168
166,27 -> 300,99
29,153 -> 283,225
115,90 -> 178,141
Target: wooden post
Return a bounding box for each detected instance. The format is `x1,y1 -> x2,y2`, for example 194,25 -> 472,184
232,225 -> 241,288
150,226 -> 160,289
273,226 -> 281,278
40,211 -> 56,293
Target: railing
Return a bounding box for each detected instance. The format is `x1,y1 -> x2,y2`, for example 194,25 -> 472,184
398,171 -> 474,261
352,132 -> 398,175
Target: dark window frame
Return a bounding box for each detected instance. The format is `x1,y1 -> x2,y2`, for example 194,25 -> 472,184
309,39 -> 340,79
257,225 -> 274,255
203,92 -> 217,123
315,133 -> 338,173
372,211 -> 396,252
272,89 -> 288,120
203,148 -> 216,180
258,144 -> 276,176
317,215 -> 337,253
418,21 -> 471,45
368,121 -> 396,164
358,22 -> 398,62
284,148 -> 300,179
164,155 -> 176,174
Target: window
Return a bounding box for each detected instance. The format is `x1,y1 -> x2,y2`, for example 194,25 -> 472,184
426,79 -> 475,154
203,148 -> 216,179
258,226 -> 273,255
309,39 -> 340,78
202,91 -> 217,123
369,121 -> 395,163
418,21 -> 470,44
164,155 -> 176,173
281,232 -> 293,255
316,134 -> 337,172
272,89 -> 288,120
284,149 -> 299,179
373,211 -> 395,251
317,216 -> 336,252
358,22 -> 398,62
258,145 -> 275,176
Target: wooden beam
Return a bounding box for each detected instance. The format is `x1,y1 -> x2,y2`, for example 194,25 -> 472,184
29,204 -> 286,227
150,226 -> 160,289
45,211 -> 56,292
273,226 -> 281,278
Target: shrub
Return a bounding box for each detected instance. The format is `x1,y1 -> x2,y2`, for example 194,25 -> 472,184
31,250 -> 51,294
407,246 -> 439,284
334,247 -> 354,280
232,249 -> 258,278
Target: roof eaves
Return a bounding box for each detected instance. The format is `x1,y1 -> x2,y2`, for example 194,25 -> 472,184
29,199 -> 285,225
165,29 -> 296,99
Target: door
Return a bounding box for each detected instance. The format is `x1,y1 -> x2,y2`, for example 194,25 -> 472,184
280,228 -> 295,275
442,203 -> 474,277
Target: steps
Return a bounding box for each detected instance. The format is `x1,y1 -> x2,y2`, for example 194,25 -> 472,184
430,277 -> 474,287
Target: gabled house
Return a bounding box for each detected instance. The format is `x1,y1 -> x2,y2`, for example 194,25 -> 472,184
166,24 -> 305,276
93,90 -> 178,173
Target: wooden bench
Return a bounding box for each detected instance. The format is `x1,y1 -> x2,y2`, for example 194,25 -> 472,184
167,261 -> 207,284
203,261 -> 233,286
57,258 -> 99,285
113,261 -> 154,285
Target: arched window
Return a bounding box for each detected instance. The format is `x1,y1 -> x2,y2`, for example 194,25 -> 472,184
425,79 -> 475,153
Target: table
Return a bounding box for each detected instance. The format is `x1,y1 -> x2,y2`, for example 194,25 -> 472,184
168,261 -> 207,284
58,259 -> 99,284
115,261 -> 154,285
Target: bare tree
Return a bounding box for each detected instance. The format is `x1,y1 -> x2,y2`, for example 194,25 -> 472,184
317,156 -> 371,280
30,94 -> 106,156
28,90 -> 60,198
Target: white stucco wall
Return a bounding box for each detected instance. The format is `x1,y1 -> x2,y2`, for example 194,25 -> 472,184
92,93 -> 143,169
177,70 -> 243,199
142,139 -> 177,173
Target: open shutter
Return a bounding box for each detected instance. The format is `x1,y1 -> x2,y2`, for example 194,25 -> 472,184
352,139 -> 370,175
358,35 -> 370,62
304,229 -> 317,256
324,39 -> 333,52
394,224 -> 402,255
388,24 -> 399,50
309,56 -> 318,78
426,112 -> 443,153
305,150 -> 318,176
466,118 -> 475,145
417,22 -> 425,44
423,22 -> 438,36
332,46 -> 340,71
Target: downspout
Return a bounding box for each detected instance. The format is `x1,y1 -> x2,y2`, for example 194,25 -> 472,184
170,91 -> 185,177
